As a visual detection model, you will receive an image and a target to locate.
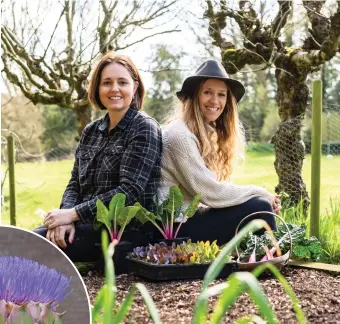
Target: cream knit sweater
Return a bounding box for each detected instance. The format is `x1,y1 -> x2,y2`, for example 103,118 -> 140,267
158,119 -> 274,221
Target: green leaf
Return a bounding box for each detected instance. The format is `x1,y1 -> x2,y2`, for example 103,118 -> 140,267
210,272 -> 278,324
92,284 -> 107,323
193,219 -> 267,324
308,237 -> 322,261
293,245 -> 311,259
135,283 -> 162,324
94,200 -> 111,231
116,206 -> 140,228
134,202 -> 160,224
235,315 -> 266,324
112,288 -> 135,323
102,231 -> 116,324
164,186 -> 183,214
183,193 -> 201,218
252,263 -> 306,324
108,193 -> 126,223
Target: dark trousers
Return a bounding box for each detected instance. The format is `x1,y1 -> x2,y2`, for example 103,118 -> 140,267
33,220 -> 153,262
33,197 -> 275,262
176,196 -> 276,246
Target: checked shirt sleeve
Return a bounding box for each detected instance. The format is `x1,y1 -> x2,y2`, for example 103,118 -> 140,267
59,145 -> 82,211
74,118 -> 162,223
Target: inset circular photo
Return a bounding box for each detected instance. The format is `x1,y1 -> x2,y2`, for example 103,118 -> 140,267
0,225 -> 91,324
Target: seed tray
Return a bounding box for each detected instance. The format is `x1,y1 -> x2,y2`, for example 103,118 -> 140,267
125,257 -> 238,281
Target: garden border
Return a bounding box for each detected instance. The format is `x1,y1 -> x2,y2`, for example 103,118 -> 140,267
288,260 -> 340,273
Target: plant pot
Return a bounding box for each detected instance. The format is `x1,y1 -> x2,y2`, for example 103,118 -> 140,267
126,256 -> 238,281
96,241 -> 133,275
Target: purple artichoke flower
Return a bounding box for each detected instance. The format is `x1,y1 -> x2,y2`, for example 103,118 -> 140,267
0,256 -> 72,323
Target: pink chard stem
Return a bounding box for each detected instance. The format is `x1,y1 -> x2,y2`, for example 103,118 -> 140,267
173,219 -> 185,239
151,220 -> 168,239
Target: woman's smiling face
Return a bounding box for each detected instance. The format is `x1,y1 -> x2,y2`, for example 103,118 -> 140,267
198,79 -> 228,123
99,62 -> 138,112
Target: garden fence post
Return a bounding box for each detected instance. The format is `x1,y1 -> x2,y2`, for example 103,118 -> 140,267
310,80 -> 322,239
7,135 -> 16,226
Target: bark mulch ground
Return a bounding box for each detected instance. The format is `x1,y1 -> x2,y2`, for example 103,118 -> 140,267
83,267 -> 340,323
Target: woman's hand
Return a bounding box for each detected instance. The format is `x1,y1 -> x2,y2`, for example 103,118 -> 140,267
46,224 -> 76,249
44,208 -> 78,229
271,194 -> 281,214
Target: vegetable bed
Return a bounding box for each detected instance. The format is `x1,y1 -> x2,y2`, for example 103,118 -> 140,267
84,267 -> 340,323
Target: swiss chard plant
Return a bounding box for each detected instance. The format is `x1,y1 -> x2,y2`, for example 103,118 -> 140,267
94,193 -> 140,243
134,186 -> 201,239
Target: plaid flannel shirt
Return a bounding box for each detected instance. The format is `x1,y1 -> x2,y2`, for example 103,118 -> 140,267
60,108 -> 162,223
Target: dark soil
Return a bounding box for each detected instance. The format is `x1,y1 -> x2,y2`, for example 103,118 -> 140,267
83,267 -> 340,323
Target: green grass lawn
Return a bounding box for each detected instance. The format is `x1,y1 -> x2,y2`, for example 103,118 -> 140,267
1,153 -> 339,229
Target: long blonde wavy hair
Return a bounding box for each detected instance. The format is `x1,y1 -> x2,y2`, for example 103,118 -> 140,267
168,79 -> 246,181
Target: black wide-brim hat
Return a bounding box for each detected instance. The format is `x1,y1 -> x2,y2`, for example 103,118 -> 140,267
176,59 -> 245,103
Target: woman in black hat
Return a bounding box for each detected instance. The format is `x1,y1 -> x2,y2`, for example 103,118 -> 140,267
158,59 -> 281,244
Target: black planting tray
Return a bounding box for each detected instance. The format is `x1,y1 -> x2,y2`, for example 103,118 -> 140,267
125,257 -> 238,281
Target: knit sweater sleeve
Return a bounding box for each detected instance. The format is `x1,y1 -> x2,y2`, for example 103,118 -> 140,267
162,124 -> 274,208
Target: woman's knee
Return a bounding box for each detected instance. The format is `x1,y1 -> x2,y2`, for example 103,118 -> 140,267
245,197 -> 276,231
249,197 -> 273,213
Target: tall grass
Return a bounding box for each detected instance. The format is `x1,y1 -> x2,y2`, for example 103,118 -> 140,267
320,197 -> 340,264
281,196 -> 340,264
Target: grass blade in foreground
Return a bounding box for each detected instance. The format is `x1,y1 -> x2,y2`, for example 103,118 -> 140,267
102,231 -> 116,324
193,219 -> 269,323
136,283 -> 162,324
252,263 -> 306,324
210,272 -> 278,324
112,288 -> 135,323
91,285 -> 107,323
235,315 -> 267,324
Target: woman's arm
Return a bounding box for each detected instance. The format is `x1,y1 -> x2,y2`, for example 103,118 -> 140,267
59,146 -> 82,210
74,117 -> 162,223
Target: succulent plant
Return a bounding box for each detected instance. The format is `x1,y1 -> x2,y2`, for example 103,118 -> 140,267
0,256 -> 72,323
129,240 -> 230,265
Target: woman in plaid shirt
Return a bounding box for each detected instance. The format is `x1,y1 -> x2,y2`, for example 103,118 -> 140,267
35,53 -> 162,262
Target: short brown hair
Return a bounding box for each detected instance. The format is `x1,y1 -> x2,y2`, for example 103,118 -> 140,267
88,52 -> 145,111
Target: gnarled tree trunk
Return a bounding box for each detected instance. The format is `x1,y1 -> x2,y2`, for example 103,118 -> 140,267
272,66 -> 310,211
205,0 -> 340,214
75,105 -> 92,141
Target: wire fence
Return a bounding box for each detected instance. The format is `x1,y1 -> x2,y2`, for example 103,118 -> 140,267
1,105 -> 340,226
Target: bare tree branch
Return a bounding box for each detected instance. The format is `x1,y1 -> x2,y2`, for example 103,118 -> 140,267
1,0 -> 180,136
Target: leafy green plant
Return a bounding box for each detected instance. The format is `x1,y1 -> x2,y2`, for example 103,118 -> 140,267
91,231 -> 161,324
175,240 -> 224,263
134,186 -> 201,239
129,240 -> 231,265
94,193 -> 140,243
240,223 -> 322,262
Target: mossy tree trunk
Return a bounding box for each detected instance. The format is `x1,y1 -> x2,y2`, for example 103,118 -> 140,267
75,105 -> 92,141
205,0 -> 340,213
272,65 -> 310,211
